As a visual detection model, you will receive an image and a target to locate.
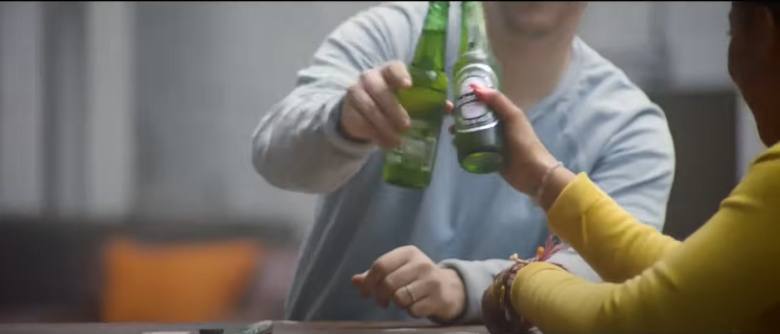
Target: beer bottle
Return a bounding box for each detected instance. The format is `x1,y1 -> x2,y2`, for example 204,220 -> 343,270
383,1 -> 449,189
452,1 -> 504,174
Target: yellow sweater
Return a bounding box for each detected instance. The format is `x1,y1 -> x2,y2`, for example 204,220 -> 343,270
512,143 -> 780,334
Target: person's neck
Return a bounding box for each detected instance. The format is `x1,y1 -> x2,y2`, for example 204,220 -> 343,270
756,94 -> 780,147
743,75 -> 780,146
490,30 -> 574,112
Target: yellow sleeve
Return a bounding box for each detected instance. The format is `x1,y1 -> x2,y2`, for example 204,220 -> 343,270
510,146 -> 780,334
546,173 -> 680,282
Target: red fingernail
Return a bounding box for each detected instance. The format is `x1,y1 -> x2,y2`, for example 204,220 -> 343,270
470,83 -> 490,98
472,89 -> 486,102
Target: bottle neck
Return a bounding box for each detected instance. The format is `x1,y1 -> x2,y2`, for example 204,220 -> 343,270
454,2 -> 500,90
459,1 -> 489,57
411,2 -> 448,71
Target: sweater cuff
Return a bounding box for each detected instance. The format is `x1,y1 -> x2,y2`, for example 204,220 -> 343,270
437,258 -> 511,324
322,95 -> 376,157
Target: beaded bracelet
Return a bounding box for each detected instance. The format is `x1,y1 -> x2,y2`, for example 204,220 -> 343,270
484,235 -> 569,334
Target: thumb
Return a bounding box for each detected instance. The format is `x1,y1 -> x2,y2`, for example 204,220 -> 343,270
444,100 -> 454,114
470,84 -> 524,127
351,272 -> 367,286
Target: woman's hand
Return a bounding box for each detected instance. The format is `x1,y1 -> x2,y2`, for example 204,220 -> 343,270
469,85 -> 576,209
469,85 -> 558,195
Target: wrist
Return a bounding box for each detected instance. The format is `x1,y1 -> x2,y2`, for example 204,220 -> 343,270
524,152 -> 559,196
538,167 -> 576,211
440,268 -> 467,322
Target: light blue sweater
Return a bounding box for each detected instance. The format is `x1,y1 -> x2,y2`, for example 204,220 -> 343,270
252,2 -> 675,323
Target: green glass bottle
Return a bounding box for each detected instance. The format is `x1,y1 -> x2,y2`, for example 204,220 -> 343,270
383,1 -> 449,189
452,1 -> 504,174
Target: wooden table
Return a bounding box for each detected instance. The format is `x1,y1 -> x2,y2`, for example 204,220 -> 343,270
0,321 -> 490,334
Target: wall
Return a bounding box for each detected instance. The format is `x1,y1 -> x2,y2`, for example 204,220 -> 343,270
0,2 -> 760,237
132,2 -> 380,233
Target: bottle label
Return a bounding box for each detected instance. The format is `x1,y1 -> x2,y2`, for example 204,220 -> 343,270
454,76 -> 498,133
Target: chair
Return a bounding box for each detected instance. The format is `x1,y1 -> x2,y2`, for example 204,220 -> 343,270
101,237 -> 262,322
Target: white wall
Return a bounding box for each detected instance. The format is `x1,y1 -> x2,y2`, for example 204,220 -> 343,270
132,2 -> 378,234
0,3 -> 44,215
86,2 -> 136,218
579,1 -> 732,90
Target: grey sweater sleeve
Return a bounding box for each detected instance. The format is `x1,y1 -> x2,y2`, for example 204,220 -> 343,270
251,3 -> 422,193
439,250 -> 601,324
438,258 -> 514,324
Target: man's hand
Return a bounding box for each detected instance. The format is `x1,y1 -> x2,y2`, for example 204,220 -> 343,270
339,61 -> 413,149
351,245 -> 466,321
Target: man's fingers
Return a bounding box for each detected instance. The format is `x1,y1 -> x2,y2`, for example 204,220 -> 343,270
361,247 -> 416,304
378,260 -> 432,308
341,106 -> 376,144
407,295 -> 438,319
351,272 -> 366,284
351,272 -> 367,287
351,271 -> 371,297
382,61 -> 412,90
444,100 -> 454,114
391,276 -> 435,309
349,84 -> 399,148
363,70 -> 410,132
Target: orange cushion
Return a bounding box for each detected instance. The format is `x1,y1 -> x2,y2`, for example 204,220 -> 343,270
101,237 -> 261,322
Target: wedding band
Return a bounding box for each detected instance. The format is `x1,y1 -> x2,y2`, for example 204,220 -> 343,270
404,285 -> 416,303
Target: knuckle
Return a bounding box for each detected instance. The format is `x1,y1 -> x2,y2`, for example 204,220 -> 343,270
361,70 -> 380,87
427,275 -> 443,291
381,63 -> 395,76
401,245 -> 420,255
347,84 -> 360,95
415,259 -> 434,272
358,72 -> 371,85
345,86 -> 359,103
393,288 -> 404,301
371,261 -> 389,276
359,73 -> 378,91
381,276 -> 395,289
425,277 -> 443,294
386,60 -> 404,69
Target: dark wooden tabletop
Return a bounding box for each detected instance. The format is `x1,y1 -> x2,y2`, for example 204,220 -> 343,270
0,322 -> 246,334
0,321 -> 490,334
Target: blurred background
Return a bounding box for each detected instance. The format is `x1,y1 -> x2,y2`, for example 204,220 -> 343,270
0,1 -> 765,324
